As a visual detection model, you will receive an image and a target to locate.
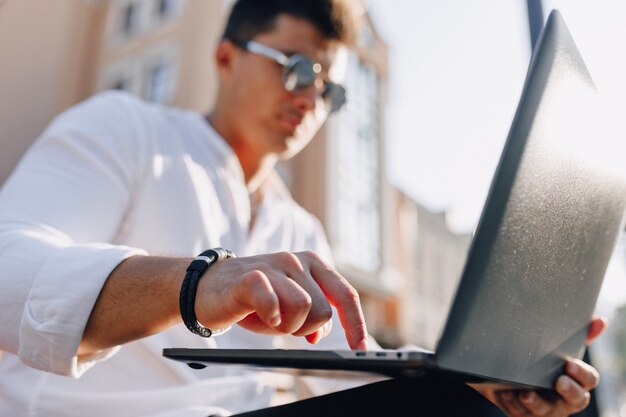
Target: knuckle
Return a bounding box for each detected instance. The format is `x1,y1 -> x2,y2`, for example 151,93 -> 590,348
297,250 -> 322,264
582,392 -> 591,408
295,293 -> 313,311
564,392 -> 591,414
275,251 -> 299,265
304,250 -> 321,260
284,292 -> 312,313
339,284 -> 360,303
242,270 -> 268,287
318,306 -> 333,322
271,251 -> 306,273
308,305 -> 333,325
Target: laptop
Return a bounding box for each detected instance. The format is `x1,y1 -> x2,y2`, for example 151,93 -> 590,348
164,10 -> 626,390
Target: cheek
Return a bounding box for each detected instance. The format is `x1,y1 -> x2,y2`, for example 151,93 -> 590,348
237,75 -> 283,114
239,65 -> 284,103
232,81 -> 277,125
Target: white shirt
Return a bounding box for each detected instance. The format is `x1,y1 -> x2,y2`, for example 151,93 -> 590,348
0,91 -> 352,417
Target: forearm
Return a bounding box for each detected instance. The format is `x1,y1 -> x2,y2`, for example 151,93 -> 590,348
79,255 -> 188,356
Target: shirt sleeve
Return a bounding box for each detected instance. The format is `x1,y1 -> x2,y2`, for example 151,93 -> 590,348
0,92 -> 150,377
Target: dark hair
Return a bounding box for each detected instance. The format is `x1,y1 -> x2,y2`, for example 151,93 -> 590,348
222,0 -> 358,45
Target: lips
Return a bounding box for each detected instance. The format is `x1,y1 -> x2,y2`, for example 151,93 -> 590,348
279,111 -> 304,133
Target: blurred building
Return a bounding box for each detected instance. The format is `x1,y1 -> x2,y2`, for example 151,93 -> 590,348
593,304 -> 626,417
0,0 -> 469,350
0,0 -> 225,182
395,194 -> 472,349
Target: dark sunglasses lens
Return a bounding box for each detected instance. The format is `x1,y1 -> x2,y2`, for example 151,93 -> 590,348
324,83 -> 347,113
284,56 -> 317,91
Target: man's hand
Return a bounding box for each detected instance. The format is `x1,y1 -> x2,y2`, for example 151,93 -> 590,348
80,251 -> 368,356
477,316 -> 607,417
195,251 -> 369,350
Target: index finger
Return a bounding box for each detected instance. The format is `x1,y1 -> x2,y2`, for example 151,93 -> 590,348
304,255 -> 368,350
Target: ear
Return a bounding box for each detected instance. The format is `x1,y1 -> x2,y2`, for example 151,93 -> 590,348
215,40 -> 238,74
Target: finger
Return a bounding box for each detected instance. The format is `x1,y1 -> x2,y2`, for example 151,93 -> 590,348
231,270 -> 281,328
273,253 -> 333,337
490,394 -> 509,415
555,375 -> 591,411
565,359 -> 600,391
586,316 -> 607,345
238,313 -> 282,335
305,319 -> 333,344
264,270 -> 314,334
301,252 -> 368,350
518,391 -> 554,416
497,390 -> 531,417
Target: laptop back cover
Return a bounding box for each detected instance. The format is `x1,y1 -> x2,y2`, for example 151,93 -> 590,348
435,10 -> 626,389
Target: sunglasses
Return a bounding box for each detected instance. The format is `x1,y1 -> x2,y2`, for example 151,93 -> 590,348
232,39 -> 347,113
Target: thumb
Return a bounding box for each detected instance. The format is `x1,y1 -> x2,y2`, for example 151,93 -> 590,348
586,315 -> 608,345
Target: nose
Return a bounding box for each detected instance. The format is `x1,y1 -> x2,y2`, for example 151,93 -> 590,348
291,84 -> 320,113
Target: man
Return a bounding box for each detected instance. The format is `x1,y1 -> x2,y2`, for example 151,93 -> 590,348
0,0 -> 603,416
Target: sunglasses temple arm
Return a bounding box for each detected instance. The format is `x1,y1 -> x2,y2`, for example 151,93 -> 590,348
245,41 -> 290,67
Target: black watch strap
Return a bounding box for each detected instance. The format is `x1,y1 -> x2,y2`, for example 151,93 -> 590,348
179,248 -> 236,337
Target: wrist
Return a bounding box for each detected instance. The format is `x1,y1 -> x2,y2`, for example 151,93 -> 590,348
179,248 -> 236,337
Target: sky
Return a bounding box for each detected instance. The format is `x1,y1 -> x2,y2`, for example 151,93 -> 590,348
366,0 -> 529,233
365,0 -> 626,232
364,1 -> 626,312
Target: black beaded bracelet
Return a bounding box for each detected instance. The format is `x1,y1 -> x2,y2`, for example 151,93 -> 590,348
179,248 -> 236,337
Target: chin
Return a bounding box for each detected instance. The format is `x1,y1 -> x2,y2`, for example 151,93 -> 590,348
277,142 -> 301,161
275,113 -> 325,160
278,132 -> 315,160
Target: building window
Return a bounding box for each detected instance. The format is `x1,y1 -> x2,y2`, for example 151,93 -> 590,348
157,0 -> 172,15
100,57 -> 143,96
99,44 -> 178,104
156,0 -> 173,18
153,0 -> 185,23
108,0 -> 185,46
122,1 -> 141,36
111,78 -> 131,92
143,57 -> 177,104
